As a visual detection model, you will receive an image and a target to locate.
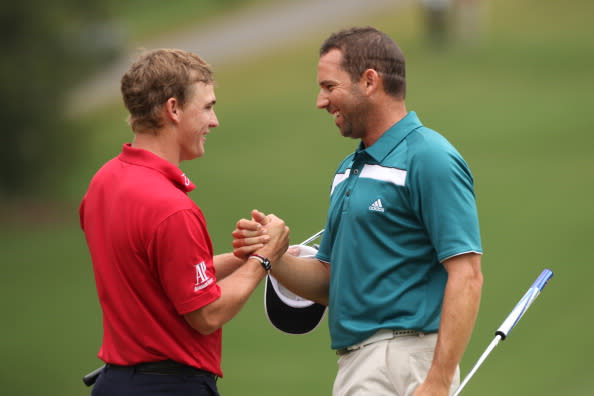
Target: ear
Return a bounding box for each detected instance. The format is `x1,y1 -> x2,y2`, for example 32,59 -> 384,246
163,97 -> 181,123
361,69 -> 381,96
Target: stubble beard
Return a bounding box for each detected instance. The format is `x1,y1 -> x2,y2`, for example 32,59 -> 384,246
340,94 -> 369,140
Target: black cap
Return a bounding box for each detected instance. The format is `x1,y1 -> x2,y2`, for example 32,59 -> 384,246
264,245 -> 327,334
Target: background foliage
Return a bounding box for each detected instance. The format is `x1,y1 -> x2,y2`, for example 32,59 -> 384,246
0,0 -> 121,199
1,0 -> 593,395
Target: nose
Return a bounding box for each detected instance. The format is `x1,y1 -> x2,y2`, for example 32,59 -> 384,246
316,90 -> 329,109
210,111 -> 220,128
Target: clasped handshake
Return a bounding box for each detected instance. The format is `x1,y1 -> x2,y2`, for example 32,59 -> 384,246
231,209 -> 292,265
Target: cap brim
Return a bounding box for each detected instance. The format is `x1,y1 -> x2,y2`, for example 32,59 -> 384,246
264,245 -> 327,334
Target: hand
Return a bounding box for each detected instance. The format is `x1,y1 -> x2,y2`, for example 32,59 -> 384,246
232,209 -> 270,260
254,214 -> 290,263
286,245 -> 300,256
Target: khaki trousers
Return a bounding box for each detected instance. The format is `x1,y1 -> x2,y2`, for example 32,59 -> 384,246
332,332 -> 460,396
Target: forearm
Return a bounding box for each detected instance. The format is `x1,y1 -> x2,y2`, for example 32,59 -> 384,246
213,252 -> 245,280
271,254 -> 330,305
185,257 -> 267,334
425,254 -> 483,390
186,214 -> 289,334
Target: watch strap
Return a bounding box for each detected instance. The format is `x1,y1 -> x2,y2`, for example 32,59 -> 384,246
249,254 -> 271,271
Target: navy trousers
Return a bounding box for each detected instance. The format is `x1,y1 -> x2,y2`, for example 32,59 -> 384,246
91,365 -> 220,396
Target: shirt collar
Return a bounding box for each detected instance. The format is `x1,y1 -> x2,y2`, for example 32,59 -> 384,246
118,143 -> 196,192
357,111 -> 423,162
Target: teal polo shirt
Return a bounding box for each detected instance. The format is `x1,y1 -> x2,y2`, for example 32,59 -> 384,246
316,111 -> 482,350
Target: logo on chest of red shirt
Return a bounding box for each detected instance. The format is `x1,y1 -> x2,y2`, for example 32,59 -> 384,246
194,261 -> 214,291
181,173 -> 191,186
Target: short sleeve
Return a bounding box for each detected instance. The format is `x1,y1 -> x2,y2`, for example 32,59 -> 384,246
150,209 -> 221,314
408,143 -> 482,262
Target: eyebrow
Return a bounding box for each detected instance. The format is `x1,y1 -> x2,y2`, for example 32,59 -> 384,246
318,79 -> 335,87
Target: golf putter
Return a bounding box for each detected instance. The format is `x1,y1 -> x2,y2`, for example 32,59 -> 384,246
453,269 -> 554,396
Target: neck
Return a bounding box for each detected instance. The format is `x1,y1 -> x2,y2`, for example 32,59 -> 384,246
131,127 -> 180,167
361,98 -> 407,148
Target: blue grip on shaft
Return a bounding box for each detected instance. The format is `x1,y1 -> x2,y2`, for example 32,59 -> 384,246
495,269 -> 553,339
532,269 -> 554,292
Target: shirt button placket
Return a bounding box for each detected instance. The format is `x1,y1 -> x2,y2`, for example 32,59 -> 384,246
346,164 -> 362,198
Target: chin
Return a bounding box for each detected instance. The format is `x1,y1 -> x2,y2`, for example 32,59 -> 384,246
339,128 -> 353,138
182,150 -> 204,162
194,145 -> 205,158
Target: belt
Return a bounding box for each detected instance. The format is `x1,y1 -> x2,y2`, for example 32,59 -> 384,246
107,360 -> 217,380
336,329 -> 430,356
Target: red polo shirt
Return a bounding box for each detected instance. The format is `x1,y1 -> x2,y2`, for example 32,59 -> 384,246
79,144 -> 223,376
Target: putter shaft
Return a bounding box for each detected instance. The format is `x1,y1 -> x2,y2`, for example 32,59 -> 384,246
300,229 -> 324,246
452,269 -> 553,395
452,336 -> 501,396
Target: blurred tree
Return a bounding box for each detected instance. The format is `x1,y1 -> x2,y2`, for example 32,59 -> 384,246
0,0 -> 121,200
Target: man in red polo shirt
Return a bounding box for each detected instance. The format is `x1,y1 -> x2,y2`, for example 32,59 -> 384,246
79,49 -> 288,396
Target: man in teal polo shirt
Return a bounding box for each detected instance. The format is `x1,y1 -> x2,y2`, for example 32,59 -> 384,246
320,108 -> 482,355
234,26 -> 483,396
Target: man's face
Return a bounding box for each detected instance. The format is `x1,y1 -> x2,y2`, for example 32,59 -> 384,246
316,49 -> 369,140
177,82 -> 219,161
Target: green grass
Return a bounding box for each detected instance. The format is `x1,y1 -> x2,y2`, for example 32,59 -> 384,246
2,0 -> 593,395
110,0 -> 289,43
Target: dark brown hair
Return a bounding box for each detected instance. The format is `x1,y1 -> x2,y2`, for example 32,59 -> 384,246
320,26 -> 406,98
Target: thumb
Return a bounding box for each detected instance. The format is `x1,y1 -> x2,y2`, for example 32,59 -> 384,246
251,209 -> 268,225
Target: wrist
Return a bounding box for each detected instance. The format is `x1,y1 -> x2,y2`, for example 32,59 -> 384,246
249,254 -> 271,271
424,368 -> 454,391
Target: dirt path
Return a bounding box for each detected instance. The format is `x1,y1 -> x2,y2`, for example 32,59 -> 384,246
68,0 -> 411,114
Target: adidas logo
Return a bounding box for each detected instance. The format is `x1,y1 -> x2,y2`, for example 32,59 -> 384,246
368,199 -> 385,212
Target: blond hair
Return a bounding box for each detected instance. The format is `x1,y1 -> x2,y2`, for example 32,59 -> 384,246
120,49 -> 214,133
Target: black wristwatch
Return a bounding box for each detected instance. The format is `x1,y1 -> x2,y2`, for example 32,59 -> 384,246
249,254 -> 271,271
